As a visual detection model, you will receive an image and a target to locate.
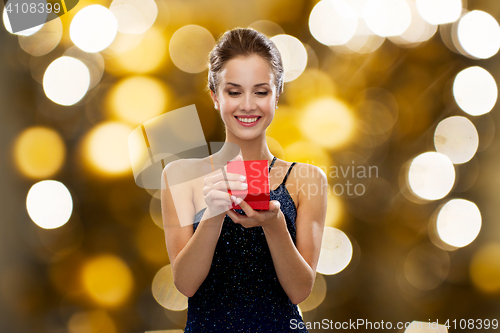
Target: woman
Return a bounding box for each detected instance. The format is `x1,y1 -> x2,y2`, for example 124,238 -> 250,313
161,27 -> 327,332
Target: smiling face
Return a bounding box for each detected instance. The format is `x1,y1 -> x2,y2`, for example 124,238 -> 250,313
211,54 -> 278,141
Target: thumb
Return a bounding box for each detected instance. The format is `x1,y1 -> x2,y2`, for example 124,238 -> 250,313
224,154 -> 243,174
271,200 -> 280,211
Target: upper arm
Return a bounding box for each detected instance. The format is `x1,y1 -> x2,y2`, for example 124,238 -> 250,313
295,164 -> 328,273
161,160 -> 195,268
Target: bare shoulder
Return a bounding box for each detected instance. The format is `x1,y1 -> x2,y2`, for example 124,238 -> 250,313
292,162 -> 327,185
162,158 -> 205,185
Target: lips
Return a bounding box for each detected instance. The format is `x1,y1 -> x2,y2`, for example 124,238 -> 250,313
234,116 -> 261,127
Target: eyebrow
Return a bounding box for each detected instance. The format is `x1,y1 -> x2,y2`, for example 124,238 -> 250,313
225,82 -> 270,87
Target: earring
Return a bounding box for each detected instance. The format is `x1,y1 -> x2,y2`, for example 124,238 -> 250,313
275,105 -> 278,109
214,105 -> 218,109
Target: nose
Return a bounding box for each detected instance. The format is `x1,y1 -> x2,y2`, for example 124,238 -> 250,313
239,92 -> 257,112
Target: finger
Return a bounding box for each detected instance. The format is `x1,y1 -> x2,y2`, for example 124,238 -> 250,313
207,189 -> 232,205
270,200 -> 281,212
206,180 -> 247,194
206,171 -> 246,185
226,209 -> 241,223
235,198 -> 256,217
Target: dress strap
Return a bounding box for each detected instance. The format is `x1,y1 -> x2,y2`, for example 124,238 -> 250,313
268,156 -> 277,172
282,162 -> 297,185
209,155 -> 215,172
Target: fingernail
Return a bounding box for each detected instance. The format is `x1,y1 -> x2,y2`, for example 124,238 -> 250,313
240,175 -> 246,181
241,183 -> 248,189
231,195 -> 236,202
236,198 -> 243,204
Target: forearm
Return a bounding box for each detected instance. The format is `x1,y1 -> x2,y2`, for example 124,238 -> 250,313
262,215 -> 315,304
172,209 -> 225,297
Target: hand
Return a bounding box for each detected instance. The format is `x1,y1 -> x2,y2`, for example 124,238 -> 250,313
226,198 -> 285,229
202,154 -> 248,217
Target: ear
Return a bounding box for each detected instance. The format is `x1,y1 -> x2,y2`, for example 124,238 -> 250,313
210,90 -> 218,107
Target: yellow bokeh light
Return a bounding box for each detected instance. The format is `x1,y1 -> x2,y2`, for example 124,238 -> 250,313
248,20 -> 285,37
404,242 -> 449,290
298,98 -> 355,150
106,26 -> 167,74
284,69 -> 337,108
470,243 -> 500,294
407,152 -> 455,201
82,121 -> 133,175
43,56 -> 90,106
453,66 -> 498,116
169,24 -> 215,73
283,140 -> 331,169
81,254 -> 134,307
18,15 -> 62,56
106,75 -> 170,125
150,194 -> 164,229
325,191 -> 343,228
298,273 -> 327,312
70,4 -> 118,53
26,180 -> 73,229
135,215 -> 169,265
266,105 -> 303,148
152,264 -> 188,311
309,0 -> 357,46
68,310 -> 117,333
342,32 -> 386,54
14,126 -> 65,178
317,227 -> 352,275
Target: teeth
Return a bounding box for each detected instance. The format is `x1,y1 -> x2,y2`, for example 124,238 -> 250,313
237,117 -> 259,123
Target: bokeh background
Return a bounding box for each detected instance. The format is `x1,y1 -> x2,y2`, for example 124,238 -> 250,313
1,0 -> 500,332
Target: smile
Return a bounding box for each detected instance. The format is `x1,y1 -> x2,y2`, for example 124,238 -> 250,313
235,116 -> 261,127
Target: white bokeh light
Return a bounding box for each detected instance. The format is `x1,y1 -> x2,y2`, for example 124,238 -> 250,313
436,199 -> 481,248
270,34 -> 308,82
363,0 -> 412,37
109,0 -> 158,35
407,152 -> 455,201
70,5 -> 118,53
389,0 -> 438,46
434,116 -> 479,164
457,10 -> 500,59
2,3 -> 43,36
43,56 -> 90,106
453,66 -> 498,116
152,264 -> 188,311
309,0 -> 358,46
415,0 -> 462,25
317,227 -> 353,275
26,180 -> 73,229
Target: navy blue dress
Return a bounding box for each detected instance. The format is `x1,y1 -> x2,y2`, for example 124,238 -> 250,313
184,156 -> 309,332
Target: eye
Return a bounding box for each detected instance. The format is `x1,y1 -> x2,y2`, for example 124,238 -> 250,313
257,92 -> 268,96
228,92 -> 240,96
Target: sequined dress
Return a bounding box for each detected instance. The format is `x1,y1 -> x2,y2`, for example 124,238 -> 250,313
184,156 -> 309,332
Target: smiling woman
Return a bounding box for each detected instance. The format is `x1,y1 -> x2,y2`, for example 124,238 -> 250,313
161,27 -> 327,333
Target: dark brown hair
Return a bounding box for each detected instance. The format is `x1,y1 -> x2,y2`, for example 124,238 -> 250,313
206,27 -> 284,100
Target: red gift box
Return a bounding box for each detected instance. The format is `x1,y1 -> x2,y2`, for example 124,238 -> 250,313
227,159 -> 270,210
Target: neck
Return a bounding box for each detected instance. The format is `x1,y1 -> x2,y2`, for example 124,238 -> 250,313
214,131 -> 274,163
